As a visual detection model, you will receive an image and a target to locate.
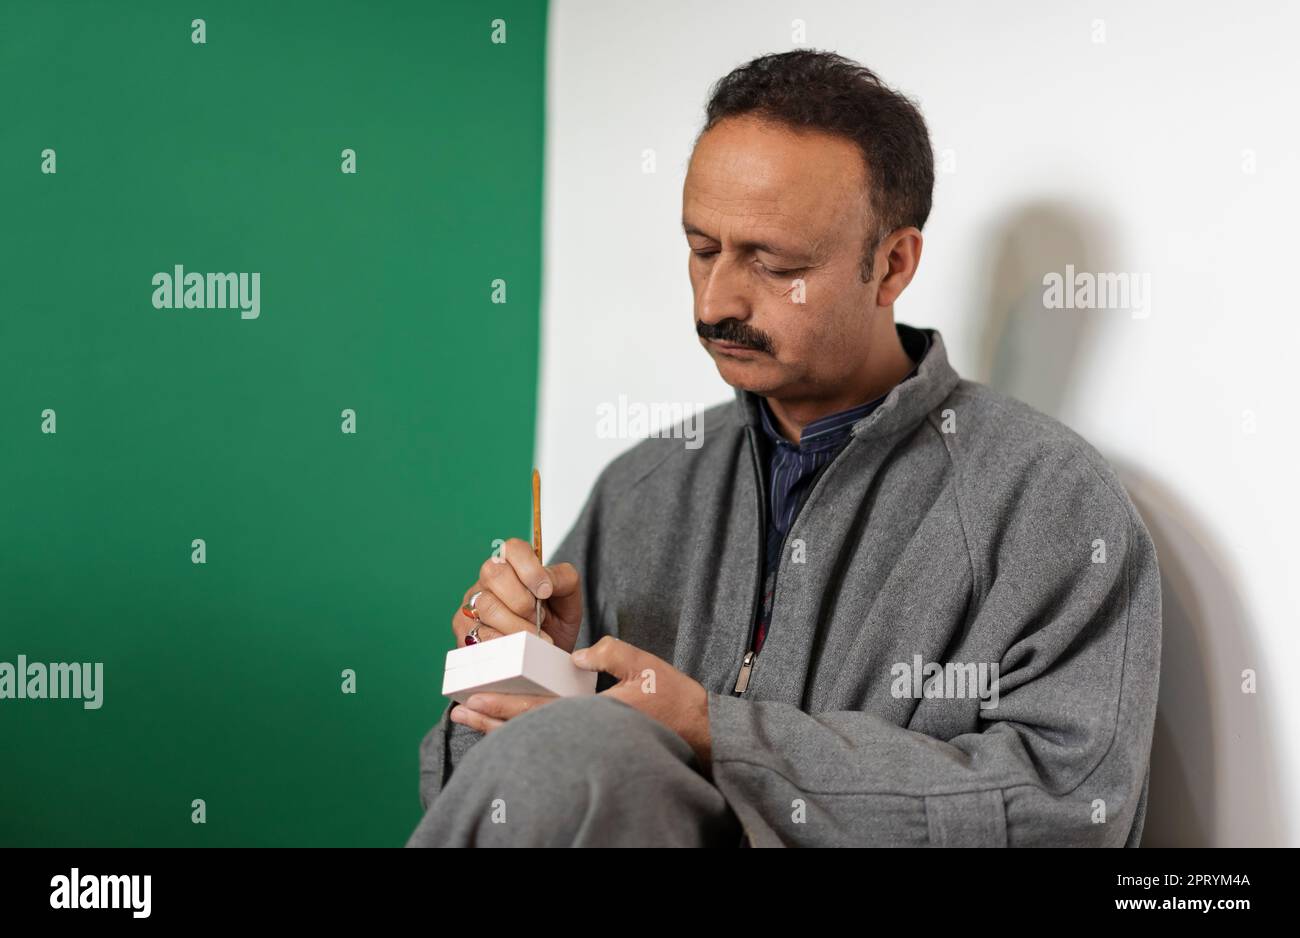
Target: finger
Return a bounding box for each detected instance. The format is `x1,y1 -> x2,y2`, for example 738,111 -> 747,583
478,550 -> 544,619
463,692 -> 555,721
501,537 -> 554,599
571,635 -> 634,677
462,586 -> 541,638
450,704 -> 505,733
541,562 -> 583,629
452,619 -> 504,646
453,586 -> 552,645
516,602 -> 561,645
451,602 -> 505,645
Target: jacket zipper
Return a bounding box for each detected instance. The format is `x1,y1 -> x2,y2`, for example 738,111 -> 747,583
734,650 -> 757,694
733,424 -> 844,696
734,502 -> 798,694
734,427 -> 767,695
734,426 -> 799,695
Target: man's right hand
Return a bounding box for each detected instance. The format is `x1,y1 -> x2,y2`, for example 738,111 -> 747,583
450,538 -> 584,654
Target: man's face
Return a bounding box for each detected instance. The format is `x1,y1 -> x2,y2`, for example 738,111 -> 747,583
683,114 -> 882,399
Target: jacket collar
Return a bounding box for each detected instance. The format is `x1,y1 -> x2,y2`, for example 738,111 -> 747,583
733,322 -> 961,443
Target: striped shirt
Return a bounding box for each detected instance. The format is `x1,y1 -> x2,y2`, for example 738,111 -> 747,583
751,325 -> 931,654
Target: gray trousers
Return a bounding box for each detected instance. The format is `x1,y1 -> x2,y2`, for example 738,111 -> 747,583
405,695 -> 744,847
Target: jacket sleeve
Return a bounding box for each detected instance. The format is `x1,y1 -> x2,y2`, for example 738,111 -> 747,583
706,457 -> 1163,847
417,471 -> 613,812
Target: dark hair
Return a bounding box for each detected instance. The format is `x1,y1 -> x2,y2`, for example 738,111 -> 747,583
699,50 -> 934,281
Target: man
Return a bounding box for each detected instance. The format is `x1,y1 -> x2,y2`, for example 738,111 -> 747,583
406,50 -> 1161,847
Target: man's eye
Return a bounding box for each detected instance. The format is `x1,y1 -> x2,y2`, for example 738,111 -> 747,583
690,251 -> 801,276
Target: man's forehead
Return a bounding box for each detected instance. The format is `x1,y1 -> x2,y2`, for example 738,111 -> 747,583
683,119 -> 865,244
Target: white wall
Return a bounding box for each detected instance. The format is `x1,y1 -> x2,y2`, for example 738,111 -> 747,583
538,0 -> 1300,845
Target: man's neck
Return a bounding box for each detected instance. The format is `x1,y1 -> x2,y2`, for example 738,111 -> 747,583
765,322 -> 914,445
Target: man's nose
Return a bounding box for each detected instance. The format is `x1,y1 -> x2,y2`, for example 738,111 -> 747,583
695,254 -> 751,326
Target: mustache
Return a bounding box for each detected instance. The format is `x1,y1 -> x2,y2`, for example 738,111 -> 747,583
696,319 -> 775,355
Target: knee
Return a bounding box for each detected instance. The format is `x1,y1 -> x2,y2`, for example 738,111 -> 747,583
419,696 -> 720,846
459,694 -> 689,786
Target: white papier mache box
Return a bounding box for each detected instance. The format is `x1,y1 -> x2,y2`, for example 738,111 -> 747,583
442,630 -> 597,704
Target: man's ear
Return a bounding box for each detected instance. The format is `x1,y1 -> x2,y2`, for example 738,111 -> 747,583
874,227 -> 923,308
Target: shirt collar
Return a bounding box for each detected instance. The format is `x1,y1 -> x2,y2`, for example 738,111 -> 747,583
757,325 -> 932,453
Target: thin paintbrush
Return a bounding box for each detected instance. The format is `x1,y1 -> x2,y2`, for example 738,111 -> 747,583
532,468 -> 543,636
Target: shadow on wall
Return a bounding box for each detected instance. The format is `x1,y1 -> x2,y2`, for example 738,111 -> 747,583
973,202 -> 1287,847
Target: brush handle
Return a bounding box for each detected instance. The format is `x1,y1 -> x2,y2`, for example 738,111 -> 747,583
532,468 -> 543,635
531,468 -> 542,563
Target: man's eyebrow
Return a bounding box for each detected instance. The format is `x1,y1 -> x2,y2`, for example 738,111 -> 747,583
681,221 -> 814,260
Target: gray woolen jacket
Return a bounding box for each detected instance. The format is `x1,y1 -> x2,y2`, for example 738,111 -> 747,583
415,324 -> 1162,847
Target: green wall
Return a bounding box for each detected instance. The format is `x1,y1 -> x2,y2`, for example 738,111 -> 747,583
0,0 -> 547,845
